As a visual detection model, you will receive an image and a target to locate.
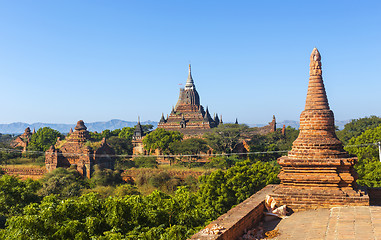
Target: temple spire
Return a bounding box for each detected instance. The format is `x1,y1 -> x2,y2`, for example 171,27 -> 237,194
185,64 -> 195,90
305,48 -> 329,110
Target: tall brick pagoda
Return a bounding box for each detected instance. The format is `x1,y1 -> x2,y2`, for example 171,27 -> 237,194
271,48 -> 368,210
157,65 -> 220,136
45,120 -> 115,178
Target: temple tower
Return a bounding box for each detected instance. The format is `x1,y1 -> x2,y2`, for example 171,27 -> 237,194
157,65 -> 219,136
271,48 -> 368,210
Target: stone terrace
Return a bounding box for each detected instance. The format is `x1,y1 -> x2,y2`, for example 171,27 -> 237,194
271,206 -> 381,240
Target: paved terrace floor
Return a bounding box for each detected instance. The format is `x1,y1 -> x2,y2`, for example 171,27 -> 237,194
267,206 -> 381,240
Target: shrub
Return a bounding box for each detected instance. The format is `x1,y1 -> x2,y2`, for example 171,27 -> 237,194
134,156 -> 158,168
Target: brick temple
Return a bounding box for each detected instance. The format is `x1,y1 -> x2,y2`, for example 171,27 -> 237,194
157,65 -> 221,136
131,118 -> 147,155
11,127 -> 35,151
45,120 -> 115,178
271,48 -> 369,210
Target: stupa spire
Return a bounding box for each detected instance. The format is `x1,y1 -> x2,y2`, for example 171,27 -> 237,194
270,48 -> 368,210
185,64 -> 195,90
305,48 -> 329,110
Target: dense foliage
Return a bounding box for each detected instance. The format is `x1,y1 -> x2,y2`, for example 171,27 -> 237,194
0,155 -> 280,239
0,175 -> 41,217
38,167 -> 89,198
249,126 -> 299,162
198,160 -> 280,217
204,124 -> 248,153
143,128 -> 183,154
28,127 -> 63,152
336,116 -> 381,144
346,125 -> 381,187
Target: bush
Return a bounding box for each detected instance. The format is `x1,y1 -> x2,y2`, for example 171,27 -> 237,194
114,184 -> 140,196
114,158 -> 135,170
90,165 -> 124,187
134,156 -> 158,168
81,186 -> 116,198
204,155 -> 241,170
149,172 -> 171,188
38,167 -> 88,198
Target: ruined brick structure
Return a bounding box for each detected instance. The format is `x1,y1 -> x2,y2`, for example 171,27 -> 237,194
157,65 -> 221,136
45,120 -> 115,178
271,48 -> 368,210
11,127 -> 34,151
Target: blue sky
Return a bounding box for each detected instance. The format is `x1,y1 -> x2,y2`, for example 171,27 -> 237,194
0,1 -> 380,124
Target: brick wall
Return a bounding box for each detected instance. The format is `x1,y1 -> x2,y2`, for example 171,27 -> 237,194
189,185 -> 276,240
1,167 -> 46,180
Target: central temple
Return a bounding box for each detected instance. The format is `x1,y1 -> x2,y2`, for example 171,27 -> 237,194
157,65 -> 221,136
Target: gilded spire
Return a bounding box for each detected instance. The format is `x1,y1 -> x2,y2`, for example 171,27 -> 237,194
305,48 -> 329,110
185,64 -> 195,90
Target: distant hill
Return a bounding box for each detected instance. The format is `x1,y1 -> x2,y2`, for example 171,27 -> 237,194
0,118 -> 350,135
0,119 -> 158,135
248,120 -> 350,130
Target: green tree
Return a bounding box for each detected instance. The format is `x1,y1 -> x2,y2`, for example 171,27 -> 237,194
28,127 -> 63,152
90,165 -> 123,187
141,124 -> 154,134
345,125 -> 381,187
118,127 -> 135,140
204,124 -> 248,153
249,127 -> 298,162
38,167 -> 88,198
107,136 -> 133,155
204,155 -> 242,170
142,128 -> 183,154
0,175 -> 41,217
170,138 -> 209,168
197,160 -> 279,217
90,131 -> 103,141
134,156 -> 158,168
337,116 -> 381,144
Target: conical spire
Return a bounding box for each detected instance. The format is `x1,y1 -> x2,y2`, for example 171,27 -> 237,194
134,116 -> 143,138
220,115 -> 223,124
159,113 -> 166,123
203,107 -> 211,121
235,118 -> 238,124
287,48 -> 346,159
184,64 -> 195,90
305,48 -> 329,110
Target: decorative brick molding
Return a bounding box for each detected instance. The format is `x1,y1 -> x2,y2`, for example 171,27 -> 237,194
189,185 -> 276,240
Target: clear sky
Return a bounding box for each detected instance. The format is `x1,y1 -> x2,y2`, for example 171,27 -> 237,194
0,1 -> 380,125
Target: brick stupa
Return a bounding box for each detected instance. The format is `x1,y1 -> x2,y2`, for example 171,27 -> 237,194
271,48 -> 368,210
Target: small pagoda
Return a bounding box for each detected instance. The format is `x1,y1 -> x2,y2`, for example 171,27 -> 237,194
271,48 -> 368,210
132,117 -> 147,155
157,65 -> 221,136
11,127 -> 34,151
45,120 -> 115,178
